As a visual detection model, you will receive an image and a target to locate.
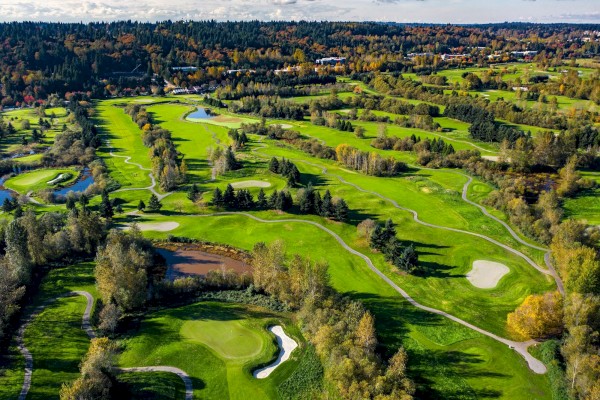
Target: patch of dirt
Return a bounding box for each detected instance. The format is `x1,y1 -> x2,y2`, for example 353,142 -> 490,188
482,155 -> 500,162
157,248 -> 251,280
212,115 -> 243,123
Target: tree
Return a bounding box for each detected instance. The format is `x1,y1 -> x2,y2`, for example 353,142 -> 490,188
137,200 -> 145,211
356,311 -> 377,352
223,184 -> 236,208
507,291 -> 563,339
257,189 -> 268,209
212,187 -> 224,208
99,190 -> 113,219
320,190 -> 333,218
334,198 -> 349,222
557,155 -> 580,197
268,157 -> 280,173
370,224 -> 387,250
98,303 -> 121,334
187,183 -> 200,202
5,220 -> 30,284
146,194 -> 162,212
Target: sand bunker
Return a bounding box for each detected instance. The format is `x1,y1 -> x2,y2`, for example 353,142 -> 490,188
253,326 -> 298,379
482,155 -> 500,162
157,249 -> 251,280
231,180 -> 271,189
467,260 -> 509,289
279,124 -> 293,129
124,222 -> 180,232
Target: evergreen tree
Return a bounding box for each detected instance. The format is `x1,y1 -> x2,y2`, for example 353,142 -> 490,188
298,183 -> 314,213
223,184 -> 236,208
99,190 -> 114,219
370,224 -> 387,250
65,196 -> 76,210
257,189 -> 268,209
224,146 -> 240,170
13,205 -> 23,219
320,190 -> 333,217
268,157 -> 280,173
382,218 -> 396,242
187,183 -> 199,202
212,187 -> 224,207
2,198 -> 14,213
147,194 -> 162,212
268,190 -> 279,209
334,199 -> 349,222
137,200 -> 146,211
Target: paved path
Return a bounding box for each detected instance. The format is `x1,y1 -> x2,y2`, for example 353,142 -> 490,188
117,367 -> 193,400
17,290 -> 194,399
192,212 -> 547,374
17,291 -> 95,400
106,140 -> 172,201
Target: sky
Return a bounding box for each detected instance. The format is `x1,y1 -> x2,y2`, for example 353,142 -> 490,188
0,0 -> 598,24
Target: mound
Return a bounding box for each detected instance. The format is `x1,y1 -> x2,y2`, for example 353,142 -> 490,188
467,260 -> 509,289
231,180 -> 271,189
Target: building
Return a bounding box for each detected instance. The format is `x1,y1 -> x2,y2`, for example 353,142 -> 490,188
315,57 -> 346,66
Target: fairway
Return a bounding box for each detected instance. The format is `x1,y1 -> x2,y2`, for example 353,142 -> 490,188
181,320 -> 264,359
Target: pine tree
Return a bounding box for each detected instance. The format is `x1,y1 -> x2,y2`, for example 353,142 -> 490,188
224,146 -> 240,171
268,190 -> 278,209
370,224 -> 387,250
334,198 -> 349,222
257,189 -> 268,209
298,184 -> 314,214
212,187 -> 224,207
187,183 -> 199,202
2,197 -> 14,213
383,218 -> 396,242
268,157 -> 280,173
137,200 -> 146,211
147,194 -> 162,212
320,190 -> 333,217
99,190 -> 114,219
223,184 -> 236,208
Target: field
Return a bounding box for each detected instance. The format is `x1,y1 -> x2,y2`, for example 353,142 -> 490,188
86,96 -> 562,398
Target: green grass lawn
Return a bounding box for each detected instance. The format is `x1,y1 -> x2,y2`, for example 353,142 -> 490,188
96,96 -> 556,399
3,168 -> 78,194
0,262 -> 97,400
119,301 -> 304,400
115,371 -> 187,400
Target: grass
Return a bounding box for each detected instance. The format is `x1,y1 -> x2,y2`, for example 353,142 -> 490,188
0,262 -> 97,400
0,107 -> 69,154
3,168 -> 78,194
562,170 -> 600,224
115,371 -> 187,399
119,301 -> 304,400
97,96 -> 556,398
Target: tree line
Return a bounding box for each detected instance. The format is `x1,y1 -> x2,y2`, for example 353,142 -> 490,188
335,144 -> 408,177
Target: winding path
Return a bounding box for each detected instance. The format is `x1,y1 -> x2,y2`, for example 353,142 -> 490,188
106,140 -> 172,201
190,212 -> 547,374
117,367 -> 193,400
16,290 -> 193,400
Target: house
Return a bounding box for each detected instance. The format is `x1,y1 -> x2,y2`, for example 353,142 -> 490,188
315,57 -> 346,66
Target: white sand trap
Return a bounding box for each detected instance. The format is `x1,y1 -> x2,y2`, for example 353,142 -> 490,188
123,222 -> 180,232
231,180 -> 271,189
482,155 -> 499,162
467,260 -> 510,289
253,326 -> 298,379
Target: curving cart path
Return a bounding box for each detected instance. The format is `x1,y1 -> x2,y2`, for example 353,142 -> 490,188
191,212 -> 547,374
106,140 -> 172,201
17,290 -> 193,400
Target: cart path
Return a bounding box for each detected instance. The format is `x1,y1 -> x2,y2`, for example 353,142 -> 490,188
17,291 -> 193,400
17,291 -> 95,400
191,212 -> 547,374
106,140 -> 172,201
117,367 -> 193,400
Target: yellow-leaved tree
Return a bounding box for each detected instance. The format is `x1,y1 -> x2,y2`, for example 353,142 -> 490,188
507,291 -> 563,339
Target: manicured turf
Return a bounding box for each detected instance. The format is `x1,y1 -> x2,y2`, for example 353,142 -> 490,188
115,371 -> 187,400
0,262 -> 97,400
3,168 -> 78,194
99,97 -> 556,399
119,301 -> 304,400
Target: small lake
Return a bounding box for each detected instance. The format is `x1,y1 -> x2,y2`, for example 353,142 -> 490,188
53,169 -> 95,197
188,108 -> 213,119
0,178 -> 16,203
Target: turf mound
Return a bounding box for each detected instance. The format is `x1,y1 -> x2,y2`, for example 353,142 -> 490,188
467,260 -> 510,289
231,180 -> 272,189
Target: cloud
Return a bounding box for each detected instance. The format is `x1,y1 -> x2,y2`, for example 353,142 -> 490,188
0,0 -> 597,23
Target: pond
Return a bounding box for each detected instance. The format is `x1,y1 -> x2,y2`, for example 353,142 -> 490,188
187,107 -> 213,119
53,169 -> 95,197
0,178 -> 16,203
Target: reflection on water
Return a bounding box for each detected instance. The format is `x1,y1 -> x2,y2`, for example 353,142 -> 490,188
187,108 -> 213,119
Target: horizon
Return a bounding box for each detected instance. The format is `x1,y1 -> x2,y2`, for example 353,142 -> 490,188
0,0 -> 598,25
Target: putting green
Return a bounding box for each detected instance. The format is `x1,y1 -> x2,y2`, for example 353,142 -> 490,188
4,168 -> 77,193
181,320 -> 264,359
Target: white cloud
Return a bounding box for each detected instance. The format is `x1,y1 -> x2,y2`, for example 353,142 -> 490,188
0,0 -> 597,22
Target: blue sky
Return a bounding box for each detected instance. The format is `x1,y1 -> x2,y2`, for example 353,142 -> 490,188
0,0 -> 598,23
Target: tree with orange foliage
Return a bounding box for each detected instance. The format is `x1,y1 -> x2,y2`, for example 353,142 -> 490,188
507,291 -> 563,339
